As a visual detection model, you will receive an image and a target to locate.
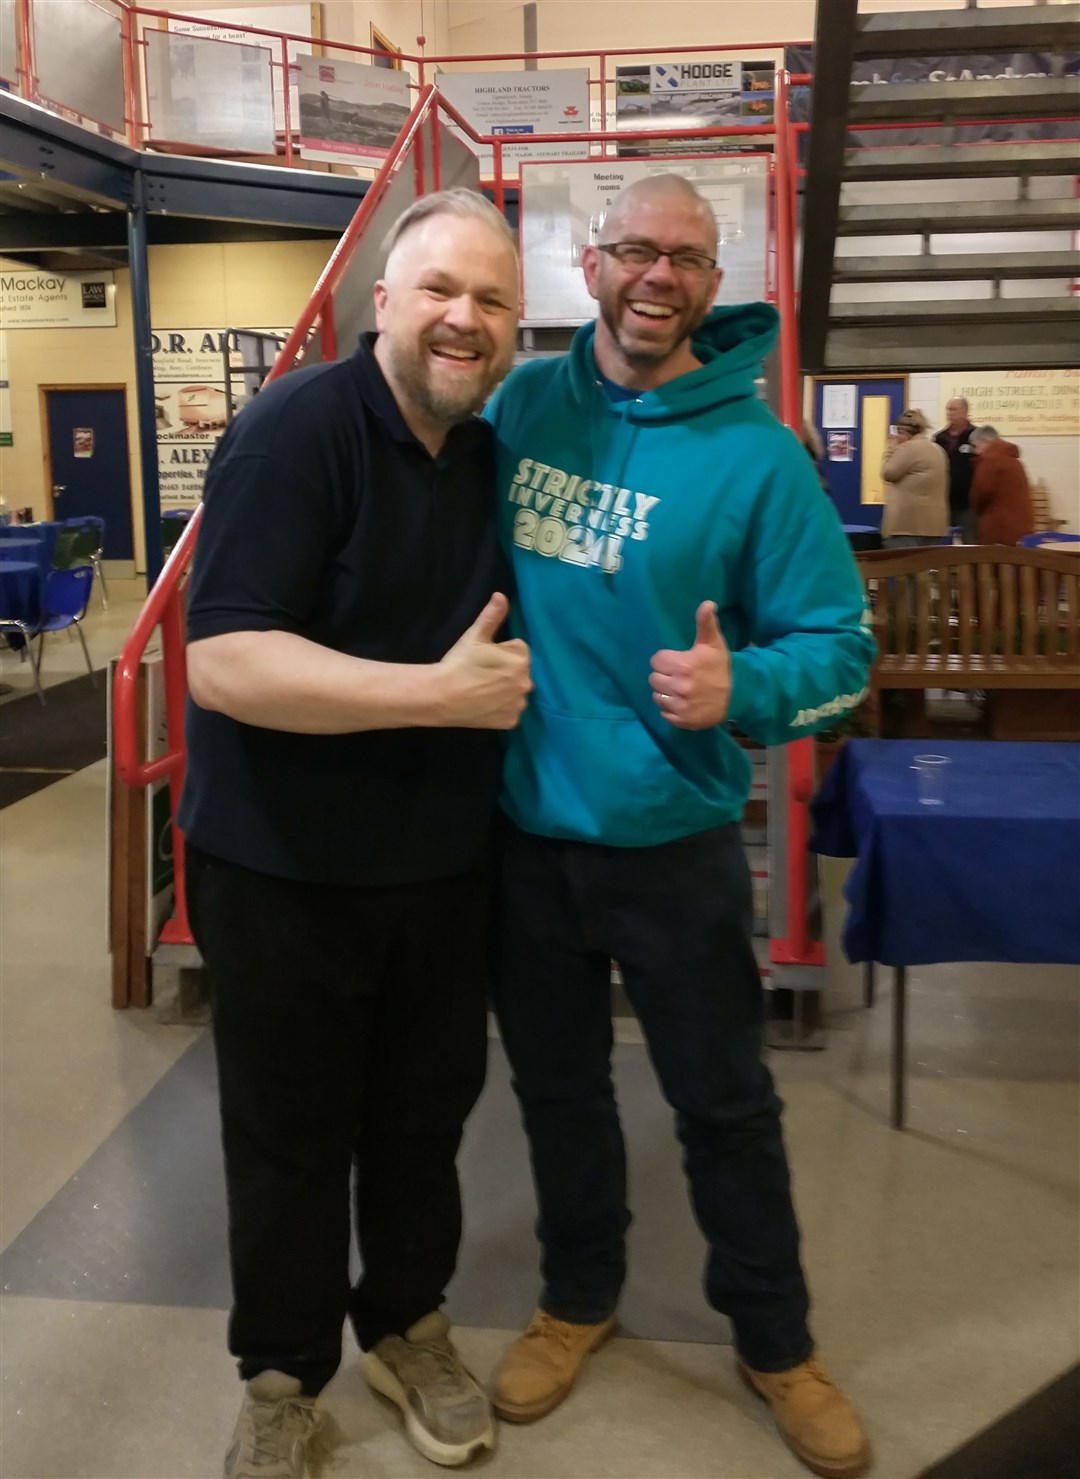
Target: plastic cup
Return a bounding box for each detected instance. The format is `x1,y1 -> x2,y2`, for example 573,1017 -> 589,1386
912,754 -> 950,806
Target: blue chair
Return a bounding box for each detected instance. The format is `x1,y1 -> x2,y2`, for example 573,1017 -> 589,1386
1019,531 -> 1080,548
0,565 -> 96,704
63,516 -> 108,609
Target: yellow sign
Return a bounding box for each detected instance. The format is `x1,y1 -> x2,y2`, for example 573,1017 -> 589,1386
860,396 -> 890,505
940,369 -> 1080,438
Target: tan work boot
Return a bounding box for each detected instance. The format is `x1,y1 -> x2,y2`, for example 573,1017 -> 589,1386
739,1355 -> 870,1479
492,1310 -> 616,1422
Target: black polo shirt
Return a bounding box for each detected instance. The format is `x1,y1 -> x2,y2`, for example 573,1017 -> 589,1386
178,334 -> 507,886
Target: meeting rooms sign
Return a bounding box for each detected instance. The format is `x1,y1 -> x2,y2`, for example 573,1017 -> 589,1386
0,270 -> 117,328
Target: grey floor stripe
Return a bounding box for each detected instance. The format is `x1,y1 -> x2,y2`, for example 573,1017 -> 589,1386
0,1032 -> 726,1347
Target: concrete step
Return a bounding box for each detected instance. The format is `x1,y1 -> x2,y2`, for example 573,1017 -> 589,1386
849,77 -> 1080,126
843,141 -> 1080,182
836,196 -> 1080,236
833,250 -> 1079,283
853,5 -> 1080,59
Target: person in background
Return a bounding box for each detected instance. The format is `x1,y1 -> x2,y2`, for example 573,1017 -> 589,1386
933,396 -> 978,541
485,173 -> 874,1479
881,408 -> 949,548
969,425 -> 1036,545
802,421 -> 831,494
180,189 -> 529,1479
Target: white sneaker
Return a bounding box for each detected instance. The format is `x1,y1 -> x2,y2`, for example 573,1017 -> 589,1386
223,1370 -> 321,1479
361,1312 -> 495,1467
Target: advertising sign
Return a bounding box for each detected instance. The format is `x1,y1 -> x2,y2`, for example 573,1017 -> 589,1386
0,268 -> 117,329
938,370 -> 1080,438
169,4 -> 315,132
0,331 -> 11,447
435,68 -> 590,172
153,326 -> 286,510
297,54 -> 411,164
616,57 -> 775,156
144,29 -> 276,154
784,44 -> 1080,145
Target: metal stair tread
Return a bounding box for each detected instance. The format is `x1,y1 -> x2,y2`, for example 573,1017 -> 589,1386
843,141 -> 1080,181
836,197 -> 1080,235
848,77 -> 1080,125
830,295 -> 1080,325
832,250 -> 1079,282
853,5 -> 1080,59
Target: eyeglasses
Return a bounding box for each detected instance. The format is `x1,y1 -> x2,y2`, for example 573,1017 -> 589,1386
596,241 -> 717,275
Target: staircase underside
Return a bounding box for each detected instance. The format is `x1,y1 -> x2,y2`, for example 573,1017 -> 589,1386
799,2 -> 1080,374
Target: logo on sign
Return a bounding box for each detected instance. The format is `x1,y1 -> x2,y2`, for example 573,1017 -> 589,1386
319,64 -> 335,82
81,281 -> 108,309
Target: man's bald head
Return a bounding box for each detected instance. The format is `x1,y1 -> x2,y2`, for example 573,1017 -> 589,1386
600,174 -> 718,258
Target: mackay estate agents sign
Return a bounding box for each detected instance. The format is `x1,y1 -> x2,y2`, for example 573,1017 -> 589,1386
0,269 -> 117,328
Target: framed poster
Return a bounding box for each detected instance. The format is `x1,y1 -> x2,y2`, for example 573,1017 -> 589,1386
616,57 -> 775,156
297,53 -> 411,164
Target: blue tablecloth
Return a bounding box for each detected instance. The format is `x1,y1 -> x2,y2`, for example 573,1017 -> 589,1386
811,740 -> 1080,967
0,559 -> 43,625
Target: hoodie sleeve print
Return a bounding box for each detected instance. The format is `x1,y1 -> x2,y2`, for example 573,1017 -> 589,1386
725,438 -> 877,747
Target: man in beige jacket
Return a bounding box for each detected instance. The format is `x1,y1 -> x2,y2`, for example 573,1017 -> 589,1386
881,408 -> 949,547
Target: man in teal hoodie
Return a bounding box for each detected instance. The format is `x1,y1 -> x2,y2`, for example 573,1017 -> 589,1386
485,175 -> 874,1479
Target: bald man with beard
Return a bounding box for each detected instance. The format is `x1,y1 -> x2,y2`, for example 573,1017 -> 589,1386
484,174 -> 873,1479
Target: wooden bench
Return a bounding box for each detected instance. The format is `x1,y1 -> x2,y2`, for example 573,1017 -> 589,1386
856,545 -> 1080,739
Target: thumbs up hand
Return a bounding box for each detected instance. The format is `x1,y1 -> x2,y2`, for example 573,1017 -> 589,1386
437,592 -> 533,730
649,601 -> 732,730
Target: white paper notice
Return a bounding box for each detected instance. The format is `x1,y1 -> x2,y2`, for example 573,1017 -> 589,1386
822,383 -> 857,429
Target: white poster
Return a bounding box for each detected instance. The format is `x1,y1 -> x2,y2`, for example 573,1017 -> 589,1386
822,383 -> 857,429
435,68 -> 590,173
568,164 -> 745,254
169,4 -> 314,132
521,156 -> 768,321
297,54 -> 411,165
145,29 -> 275,154
153,326 -> 287,510
0,268 -> 117,329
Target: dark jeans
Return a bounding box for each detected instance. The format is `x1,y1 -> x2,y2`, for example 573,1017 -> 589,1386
492,821 -> 812,1373
186,845 -> 489,1395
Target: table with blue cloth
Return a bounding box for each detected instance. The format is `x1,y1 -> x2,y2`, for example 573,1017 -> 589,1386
811,739 -> 1080,1127
841,523 -> 882,552
0,559 -> 44,625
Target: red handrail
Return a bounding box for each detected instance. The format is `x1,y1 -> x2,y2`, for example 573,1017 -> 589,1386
769,71 -> 825,971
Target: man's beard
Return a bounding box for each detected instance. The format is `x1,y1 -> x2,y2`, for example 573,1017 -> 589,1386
381,335 -> 506,428
598,294 -> 710,368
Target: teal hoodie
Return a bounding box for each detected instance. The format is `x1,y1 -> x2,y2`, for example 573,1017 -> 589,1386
485,304 -> 875,847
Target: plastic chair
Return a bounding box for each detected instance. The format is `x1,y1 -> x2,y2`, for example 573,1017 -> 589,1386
161,508 -> 193,557
0,565 -> 96,704
63,516 -> 108,609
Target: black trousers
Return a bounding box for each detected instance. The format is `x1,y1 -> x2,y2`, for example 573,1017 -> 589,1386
186,844 -> 490,1395
492,821 -> 813,1373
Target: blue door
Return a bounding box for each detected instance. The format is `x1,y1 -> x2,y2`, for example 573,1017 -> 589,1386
45,388 -> 134,560
812,377 -> 907,529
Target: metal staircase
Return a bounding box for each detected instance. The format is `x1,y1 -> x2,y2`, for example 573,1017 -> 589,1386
800,0 -> 1080,372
